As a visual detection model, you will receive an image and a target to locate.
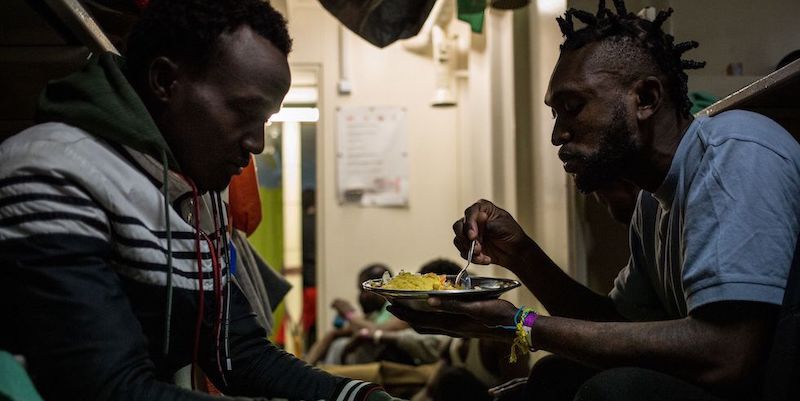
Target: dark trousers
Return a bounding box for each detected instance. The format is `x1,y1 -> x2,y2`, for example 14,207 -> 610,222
520,355 -> 727,401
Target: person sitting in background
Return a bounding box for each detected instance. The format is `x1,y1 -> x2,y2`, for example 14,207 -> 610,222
306,263 -> 407,365
346,259 -> 462,366
407,259 -> 530,401
307,260 -> 463,366
412,336 -> 532,401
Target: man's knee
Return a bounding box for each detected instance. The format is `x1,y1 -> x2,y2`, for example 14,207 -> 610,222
528,355 -> 592,384
574,368 -> 654,401
524,356 -> 599,401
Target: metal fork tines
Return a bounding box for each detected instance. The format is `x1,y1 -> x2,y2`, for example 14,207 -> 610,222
455,240 -> 476,289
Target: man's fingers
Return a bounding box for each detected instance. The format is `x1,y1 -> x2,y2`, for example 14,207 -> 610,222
453,236 -> 470,257
473,254 -> 492,264
452,218 -> 464,237
470,241 -> 492,265
389,305 -> 462,330
428,297 -> 479,315
463,203 -> 484,241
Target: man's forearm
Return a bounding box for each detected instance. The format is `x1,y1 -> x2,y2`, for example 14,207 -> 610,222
531,310 -> 773,395
510,243 -> 623,321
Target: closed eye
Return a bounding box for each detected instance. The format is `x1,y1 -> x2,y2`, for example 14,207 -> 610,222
562,98 -> 585,114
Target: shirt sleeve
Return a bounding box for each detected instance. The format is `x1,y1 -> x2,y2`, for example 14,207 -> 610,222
201,280 -> 384,401
682,135 -> 800,313
201,282 -> 336,399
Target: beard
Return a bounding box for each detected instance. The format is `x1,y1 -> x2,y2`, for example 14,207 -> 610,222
572,104 -> 638,194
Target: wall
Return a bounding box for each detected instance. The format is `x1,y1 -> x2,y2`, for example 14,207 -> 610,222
285,0 -> 513,334
524,0 -> 572,274
673,0 -> 800,98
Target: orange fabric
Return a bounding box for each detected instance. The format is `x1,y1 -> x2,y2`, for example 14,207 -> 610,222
228,155 -> 262,236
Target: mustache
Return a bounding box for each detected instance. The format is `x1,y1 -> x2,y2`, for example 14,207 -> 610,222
558,148 -> 586,163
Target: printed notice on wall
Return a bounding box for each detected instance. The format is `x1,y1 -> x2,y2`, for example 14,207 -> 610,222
336,106 -> 408,207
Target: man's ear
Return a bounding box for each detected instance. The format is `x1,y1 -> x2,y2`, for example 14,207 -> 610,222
147,56 -> 180,103
633,76 -> 664,121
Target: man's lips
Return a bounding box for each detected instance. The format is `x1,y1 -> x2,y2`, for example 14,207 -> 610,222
562,159 -> 580,173
559,150 -> 582,174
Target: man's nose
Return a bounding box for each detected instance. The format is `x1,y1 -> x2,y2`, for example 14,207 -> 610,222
551,126 -> 572,146
242,128 -> 265,155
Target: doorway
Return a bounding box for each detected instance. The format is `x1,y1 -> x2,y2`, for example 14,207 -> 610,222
248,64 -> 320,355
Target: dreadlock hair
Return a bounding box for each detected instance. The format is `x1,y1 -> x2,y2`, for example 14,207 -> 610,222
556,0 -> 705,117
126,0 -> 292,85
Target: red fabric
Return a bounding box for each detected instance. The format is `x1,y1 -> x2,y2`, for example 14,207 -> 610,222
275,315 -> 286,345
205,377 -> 222,395
302,287 -> 317,332
228,155 -> 262,236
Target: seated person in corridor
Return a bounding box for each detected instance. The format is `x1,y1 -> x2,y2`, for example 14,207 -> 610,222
309,260 -> 458,366
306,263 -> 405,365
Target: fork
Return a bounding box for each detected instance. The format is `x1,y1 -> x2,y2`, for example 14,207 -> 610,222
455,240 -> 476,289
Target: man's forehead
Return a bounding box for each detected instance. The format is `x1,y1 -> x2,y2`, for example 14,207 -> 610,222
211,26 -> 291,92
547,45 -> 625,101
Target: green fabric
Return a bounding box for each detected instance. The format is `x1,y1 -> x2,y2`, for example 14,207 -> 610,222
36,52 -> 180,170
247,187 -> 285,343
370,302 -> 393,325
0,352 -> 44,401
457,0 -> 486,33
689,91 -> 719,115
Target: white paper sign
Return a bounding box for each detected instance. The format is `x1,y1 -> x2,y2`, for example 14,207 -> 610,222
336,106 -> 408,207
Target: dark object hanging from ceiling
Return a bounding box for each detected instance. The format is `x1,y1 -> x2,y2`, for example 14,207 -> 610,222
489,0 -> 530,10
318,0 -> 437,48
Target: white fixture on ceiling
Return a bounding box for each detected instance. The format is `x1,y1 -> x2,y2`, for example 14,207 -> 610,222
401,0 -> 459,107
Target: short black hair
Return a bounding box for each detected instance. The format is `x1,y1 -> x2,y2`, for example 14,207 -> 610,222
418,258 -> 461,276
557,0 -> 704,117
126,0 -> 291,83
358,263 -> 391,285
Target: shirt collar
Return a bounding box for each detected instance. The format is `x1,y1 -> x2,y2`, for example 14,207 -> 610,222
653,117 -> 703,210
123,145 -> 192,204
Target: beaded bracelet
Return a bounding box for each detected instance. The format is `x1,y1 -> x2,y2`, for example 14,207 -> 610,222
509,307 -> 538,363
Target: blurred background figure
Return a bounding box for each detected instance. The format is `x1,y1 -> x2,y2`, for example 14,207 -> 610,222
305,263 -> 403,365
305,259 -> 465,366
343,259 -> 462,365
411,336 -> 531,401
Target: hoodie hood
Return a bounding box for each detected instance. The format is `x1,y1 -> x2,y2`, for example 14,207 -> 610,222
36,52 -> 181,171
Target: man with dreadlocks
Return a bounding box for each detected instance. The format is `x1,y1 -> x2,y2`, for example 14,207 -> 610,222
392,1 -> 800,400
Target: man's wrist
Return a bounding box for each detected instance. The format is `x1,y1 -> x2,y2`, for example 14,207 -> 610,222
509,307 -> 539,362
509,239 -> 538,273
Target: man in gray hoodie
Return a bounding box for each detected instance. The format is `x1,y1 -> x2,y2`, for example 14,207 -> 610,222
0,1 -> 401,400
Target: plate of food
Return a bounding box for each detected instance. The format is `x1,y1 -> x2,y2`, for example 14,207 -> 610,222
362,271 -> 521,311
